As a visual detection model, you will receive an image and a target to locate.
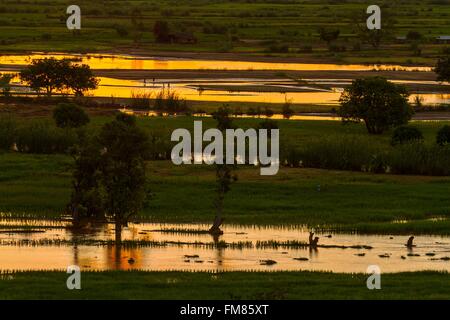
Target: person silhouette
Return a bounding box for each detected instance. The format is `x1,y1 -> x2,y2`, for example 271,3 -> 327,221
308,232 -> 319,247
406,236 -> 415,248
309,232 -> 314,244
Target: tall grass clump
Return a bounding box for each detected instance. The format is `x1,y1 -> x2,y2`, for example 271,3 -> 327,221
0,115 -> 17,150
297,135 -> 385,172
130,91 -> 152,110
153,90 -> 188,113
16,121 -> 78,154
389,142 -> 450,176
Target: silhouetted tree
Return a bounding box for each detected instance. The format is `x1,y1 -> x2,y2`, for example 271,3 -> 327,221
69,114 -> 150,244
339,77 -> 412,134
69,132 -> 104,224
20,58 -> 98,96
98,114 -> 150,243
20,58 -> 66,96
153,20 -> 171,43
65,64 -> 99,96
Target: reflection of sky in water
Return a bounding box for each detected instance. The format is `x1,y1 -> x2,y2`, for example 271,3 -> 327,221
93,77 -> 450,105
1,220 -> 450,273
0,53 -> 432,71
1,53 -> 448,105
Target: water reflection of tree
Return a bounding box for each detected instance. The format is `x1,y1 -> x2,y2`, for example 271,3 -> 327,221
69,223 -> 105,269
212,233 -> 224,269
309,247 -> 318,260
106,245 -> 143,270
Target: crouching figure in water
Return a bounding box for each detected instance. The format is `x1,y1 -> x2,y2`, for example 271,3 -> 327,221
309,232 -> 319,248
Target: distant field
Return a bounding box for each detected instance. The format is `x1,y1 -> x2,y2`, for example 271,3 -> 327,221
0,0 -> 449,64
1,271 -> 449,299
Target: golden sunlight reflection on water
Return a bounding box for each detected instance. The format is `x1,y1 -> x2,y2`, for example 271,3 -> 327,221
0,53 -> 433,71
1,220 -> 450,273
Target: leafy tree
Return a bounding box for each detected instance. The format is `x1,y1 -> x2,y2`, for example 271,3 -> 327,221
338,77 -> 412,134
65,64 -> 99,96
209,106 -> 237,235
69,132 -> 104,224
435,56 -> 450,83
20,58 -> 65,96
436,125 -> 450,146
53,103 -> 90,128
153,20 -> 171,43
69,114 -> 150,243
391,126 -> 423,146
20,58 -> 98,96
98,114 -> 150,242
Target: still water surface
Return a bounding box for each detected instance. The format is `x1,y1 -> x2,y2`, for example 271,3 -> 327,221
1,219 -> 449,273
2,53 -> 448,105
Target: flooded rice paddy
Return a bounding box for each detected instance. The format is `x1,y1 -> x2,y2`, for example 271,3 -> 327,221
2,53 -> 449,105
0,53 -> 433,72
1,218 -> 450,273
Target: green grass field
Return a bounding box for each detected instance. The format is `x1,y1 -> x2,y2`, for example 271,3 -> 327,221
1,115 -> 450,234
1,103 -> 449,301
1,270 -> 449,299
0,0 -> 449,65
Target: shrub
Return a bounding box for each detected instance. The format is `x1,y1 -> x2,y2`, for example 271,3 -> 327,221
0,115 -> 17,150
436,125 -> 450,146
391,126 -> 423,146
53,103 -> 90,128
16,121 -> 78,154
